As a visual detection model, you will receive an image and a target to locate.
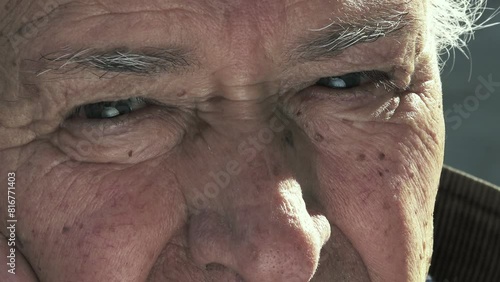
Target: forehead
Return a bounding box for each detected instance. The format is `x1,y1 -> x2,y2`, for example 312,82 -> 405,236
12,0 -> 422,49
21,0 -> 416,18
6,0 -> 426,87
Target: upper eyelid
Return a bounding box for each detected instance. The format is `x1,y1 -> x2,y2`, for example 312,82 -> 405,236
357,71 -> 398,90
318,70 -> 400,92
362,71 -> 399,90
326,70 -> 390,82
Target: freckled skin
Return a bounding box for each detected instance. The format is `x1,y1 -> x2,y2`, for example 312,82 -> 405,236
0,0 -> 444,281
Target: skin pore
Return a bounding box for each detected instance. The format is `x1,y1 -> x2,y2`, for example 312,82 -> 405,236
0,0 -> 445,281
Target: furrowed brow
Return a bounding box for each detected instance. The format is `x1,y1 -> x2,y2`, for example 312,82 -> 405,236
30,47 -> 193,77
291,9 -> 410,62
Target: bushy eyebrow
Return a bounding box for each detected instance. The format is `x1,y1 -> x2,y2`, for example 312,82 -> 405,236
28,7 -> 410,78
290,8 -> 411,62
31,46 -> 193,77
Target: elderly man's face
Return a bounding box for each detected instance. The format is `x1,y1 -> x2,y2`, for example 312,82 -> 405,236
0,0 -> 445,281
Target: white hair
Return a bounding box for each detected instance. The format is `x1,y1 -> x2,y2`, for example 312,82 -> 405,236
430,0 -> 499,68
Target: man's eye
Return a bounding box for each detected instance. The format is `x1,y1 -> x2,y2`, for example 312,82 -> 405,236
71,97 -> 147,119
315,71 -> 395,90
316,72 -> 363,89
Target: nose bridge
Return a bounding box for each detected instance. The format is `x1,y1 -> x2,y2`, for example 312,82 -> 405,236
187,94 -> 331,280
212,1 -> 283,90
204,80 -> 282,157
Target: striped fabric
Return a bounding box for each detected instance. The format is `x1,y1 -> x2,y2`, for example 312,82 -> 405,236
428,166 -> 500,282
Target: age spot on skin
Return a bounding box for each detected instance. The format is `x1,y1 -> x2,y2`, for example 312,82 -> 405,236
378,152 -> 386,160
128,150 -> 133,157
283,130 -> 294,148
356,154 -> 366,161
62,226 -> 71,234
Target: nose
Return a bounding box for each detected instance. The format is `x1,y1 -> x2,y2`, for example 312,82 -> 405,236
188,175 -> 331,282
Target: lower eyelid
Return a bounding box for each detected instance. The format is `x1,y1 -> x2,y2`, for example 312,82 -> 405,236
54,105 -> 189,163
62,104 -> 164,134
303,80 -> 396,106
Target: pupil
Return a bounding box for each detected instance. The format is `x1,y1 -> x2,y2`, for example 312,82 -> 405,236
341,73 -> 361,88
114,101 -> 132,114
84,102 -> 109,119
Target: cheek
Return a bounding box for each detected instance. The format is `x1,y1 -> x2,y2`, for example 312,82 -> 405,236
296,90 -> 444,277
298,91 -> 444,210
5,141 -> 188,277
17,145 -> 187,230
312,116 -> 442,220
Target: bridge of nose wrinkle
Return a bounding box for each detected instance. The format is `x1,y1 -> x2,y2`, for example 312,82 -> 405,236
184,78 -> 331,280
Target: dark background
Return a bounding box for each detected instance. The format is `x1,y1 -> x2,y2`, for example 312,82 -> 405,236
441,1 -> 500,186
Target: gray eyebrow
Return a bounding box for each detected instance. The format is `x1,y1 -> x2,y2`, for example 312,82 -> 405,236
33,47 -> 193,77
28,9 -> 408,78
291,9 -> 410,62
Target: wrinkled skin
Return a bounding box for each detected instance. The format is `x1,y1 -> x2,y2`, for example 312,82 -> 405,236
0,0 -> 445,281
